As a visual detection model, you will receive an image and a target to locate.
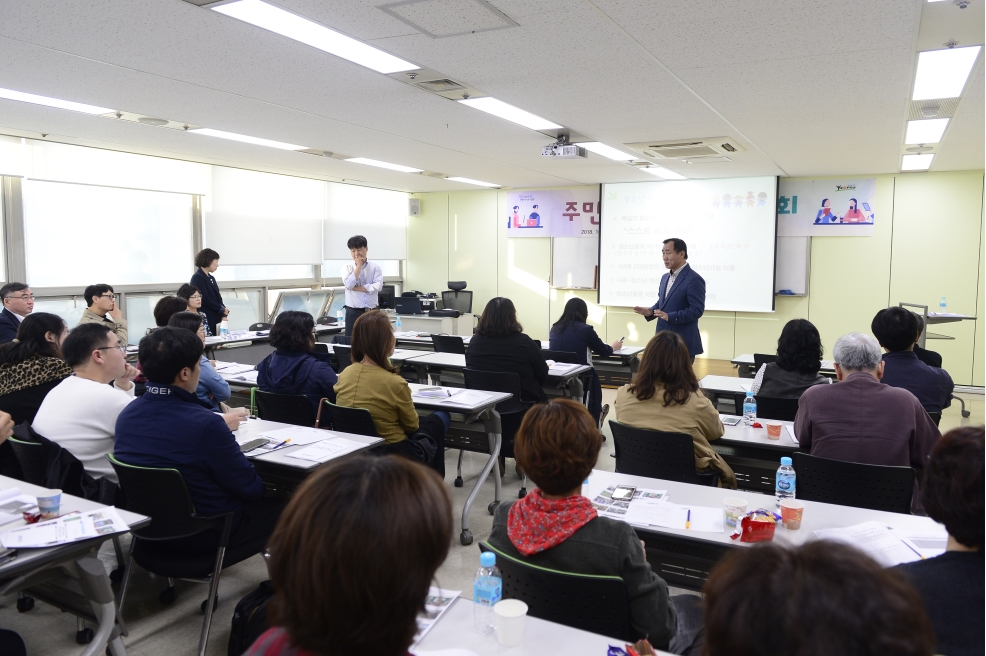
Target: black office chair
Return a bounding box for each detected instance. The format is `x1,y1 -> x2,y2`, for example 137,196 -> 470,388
463,369 -> 531,498
331,335 -> 352,345
431,334 -> 466,354
333,345 -> 353,372
252,389 -> 318,427
6,434 -> 47,487
248,322 -> 272,331
609,421 -> 720,487
479,542 -> 635,642
441,289 -> 473,314
753,353 -> 778,371
751,396 -> 800,422
791,452 -> 915,514
312,343 -> 329,355
110,455 -> 268,656
543,349 -> 579,364
317,401 -> 379,436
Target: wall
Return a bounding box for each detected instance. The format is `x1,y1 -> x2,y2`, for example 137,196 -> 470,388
408,171 -> 985,385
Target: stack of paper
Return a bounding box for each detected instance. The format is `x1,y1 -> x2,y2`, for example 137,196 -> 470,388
548,362 -> 581,373
414,388 -> 461,399
1,507 -> 130,548
814,521 -> 926,567
215,362 -> 255,375
436,390 -> 491,407
286,436 -> 367,463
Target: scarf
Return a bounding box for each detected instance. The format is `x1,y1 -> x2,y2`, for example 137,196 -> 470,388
0,357 -> 72,396
506,488 -> 597,557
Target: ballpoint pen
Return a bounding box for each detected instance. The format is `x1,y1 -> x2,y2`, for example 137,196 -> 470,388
685,509 -> 691,530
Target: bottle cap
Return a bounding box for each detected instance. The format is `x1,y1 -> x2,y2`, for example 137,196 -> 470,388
746,391 -> 754,396
480,552 -> 496,567
780,457 -> 792,466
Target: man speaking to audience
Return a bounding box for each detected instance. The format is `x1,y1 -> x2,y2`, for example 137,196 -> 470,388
633,238 -> 706,361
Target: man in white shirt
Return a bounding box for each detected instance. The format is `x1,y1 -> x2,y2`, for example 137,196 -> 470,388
34,323 -> 138,483
341,234 -> 384,336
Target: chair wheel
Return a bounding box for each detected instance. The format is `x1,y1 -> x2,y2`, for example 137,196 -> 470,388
962,410 -> 971,418
454,476 -> 463,488
158,586 -> 177,605
488,501 -> 499,515
460,530 -> 473,546
109,568 -> 123,584
201,595 -> 219,614
518,488 -> 527,499
76,627 -> 94,644
16,596 -> 34,612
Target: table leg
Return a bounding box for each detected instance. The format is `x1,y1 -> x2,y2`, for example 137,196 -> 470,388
413,363 -> 428,384
458,409 -> 502,546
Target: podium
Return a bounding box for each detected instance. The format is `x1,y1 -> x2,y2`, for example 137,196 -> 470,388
899,302 -> 977,349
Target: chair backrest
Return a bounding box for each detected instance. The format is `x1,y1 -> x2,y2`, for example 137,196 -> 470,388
109,455 -> 226,539
254,389 -> 317,427
543,349 -> 578,364
463,369 -> 526,414
331,335 -> 352,345
609,421 -> 706,484
312,342 -> 330,355
753,396 -> 800,421
7,428 -> 46,486
431,334 -> 466,354
479,542 -> 635,642
753,353 -> 778,370
441,290 -> 473,314
320,401 -> 379,437
791,452 -> 915,514
333,345 -> 353,371
249,322 -> 273,331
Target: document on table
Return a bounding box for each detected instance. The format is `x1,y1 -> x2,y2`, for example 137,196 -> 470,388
814,521 -> 924,567
286,436 -> 368,463
613,346 -> 644,355
625,501 -> 723,533
0,488 -> 38,526
591,485 -> 668,520
785,425 -> 799,444
226,371 -> 259,384
214,362 -> 255,375
548,362 -> 581,374
413,388 -> 464,399
259,425 -> 331,446
891,526 -> 949,559
436,390 -> 493,408
1,507 -> 130,548
412,587 -> 461,646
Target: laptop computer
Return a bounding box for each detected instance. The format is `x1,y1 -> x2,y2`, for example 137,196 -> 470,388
395,297 -> 424,315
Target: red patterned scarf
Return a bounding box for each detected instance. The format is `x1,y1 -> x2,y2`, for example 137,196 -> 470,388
506,489 -> 598,557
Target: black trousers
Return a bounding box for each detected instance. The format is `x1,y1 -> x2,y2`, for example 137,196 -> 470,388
344,306 -> 372,336
375,414 -> 447,478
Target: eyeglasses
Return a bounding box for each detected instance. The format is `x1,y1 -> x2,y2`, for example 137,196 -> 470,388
6,294 -> 34,301
188,294 -> 202,300
97,294 -> 117,301
97,345 -> 127,354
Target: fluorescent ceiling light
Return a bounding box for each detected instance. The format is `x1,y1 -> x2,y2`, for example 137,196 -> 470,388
0,87 -> 112,115
458,97 -> 562,130
213,0 -> 417,74
580,142 -> 636,161
188,127 -> 307,150
905,118 -> 949,144
447,177 -> 500,188
345,157 -> 422,173
641,166 -> 687,180
912,46 -> 981,100
902,154 -> 934,171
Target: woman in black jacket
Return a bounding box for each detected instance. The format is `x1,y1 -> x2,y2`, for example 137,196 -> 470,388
466,297 -> 548,404
190,248 -> 227,336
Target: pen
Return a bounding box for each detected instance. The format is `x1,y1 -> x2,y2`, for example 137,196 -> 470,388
685,509 -> 691,529
900,538 -> 926,560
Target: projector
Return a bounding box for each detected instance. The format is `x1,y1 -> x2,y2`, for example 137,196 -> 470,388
542,143 -> 587,159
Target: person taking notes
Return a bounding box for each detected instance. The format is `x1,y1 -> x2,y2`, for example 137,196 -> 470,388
341,235 -> 383,337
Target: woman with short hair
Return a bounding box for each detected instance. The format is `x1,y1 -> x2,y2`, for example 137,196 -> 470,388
245,455 -> 452,656
0,312 -> 71,425
615,331 -> 736,488
190,248 -> 226,336
751,319 -> 830,398
168,311 -> 230,409
176,283 -> 210,336
257,311 -> 337,415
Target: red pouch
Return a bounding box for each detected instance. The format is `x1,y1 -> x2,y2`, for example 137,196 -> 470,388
739,515 -> 776,542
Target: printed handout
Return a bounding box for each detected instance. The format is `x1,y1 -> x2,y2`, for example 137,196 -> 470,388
1,507 -> 130,548
286,436 -> 368,463
412,587 -> 460,645
815,521 -> 924,567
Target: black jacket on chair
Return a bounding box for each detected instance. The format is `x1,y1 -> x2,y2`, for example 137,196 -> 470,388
190,269 -> 225,336
466,332 -> 549,404
0,309 -> 21,344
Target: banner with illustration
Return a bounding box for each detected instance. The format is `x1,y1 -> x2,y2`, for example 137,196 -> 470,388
777,178 -> 876,236
506,188 -> 600,238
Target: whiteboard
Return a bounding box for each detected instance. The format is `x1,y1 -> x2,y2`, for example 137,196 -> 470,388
775,236 -> 810,295
552,236 -> 598,288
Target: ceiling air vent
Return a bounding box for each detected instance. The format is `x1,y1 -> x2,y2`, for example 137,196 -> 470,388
414,79 -> 467,93
625,137 -> 745,160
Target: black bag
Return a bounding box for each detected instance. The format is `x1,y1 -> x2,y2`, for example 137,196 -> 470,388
228,580 -> 274,656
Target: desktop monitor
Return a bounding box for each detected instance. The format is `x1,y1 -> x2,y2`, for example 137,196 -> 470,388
395,297 -> 423,315
379,284 -> 396,310
441,290 -> 473,314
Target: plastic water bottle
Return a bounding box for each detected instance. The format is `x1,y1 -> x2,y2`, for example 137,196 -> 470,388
776,456 -> 796,509
940,296 -> 947,312
336,309 -> 344,326
395,315 -> 402,332
219,319 -> 229,340
742,391 -> 757,426
473,552 -> 502,635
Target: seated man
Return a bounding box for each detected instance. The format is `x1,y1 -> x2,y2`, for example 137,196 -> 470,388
34,324 -> 138,484
78,284 -> 128,346
0,283 -> 33,344
871,307 -> 953,414
115,328 -> 278,551
911,315 -> 943,368
898,426 -> 984,656
794,333 -> 939,470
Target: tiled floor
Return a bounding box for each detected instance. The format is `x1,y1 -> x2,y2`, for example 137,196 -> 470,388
4,365 -> 982,655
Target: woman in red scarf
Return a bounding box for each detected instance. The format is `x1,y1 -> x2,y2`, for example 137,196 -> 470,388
487,399 -> 703,654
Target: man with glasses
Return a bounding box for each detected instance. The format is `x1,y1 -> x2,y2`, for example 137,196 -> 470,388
79,284 -> 128,345
34,323 -> 138,484
0,283 -> 34,344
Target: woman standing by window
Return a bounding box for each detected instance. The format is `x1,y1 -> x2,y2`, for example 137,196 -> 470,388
190,248 -> 227,336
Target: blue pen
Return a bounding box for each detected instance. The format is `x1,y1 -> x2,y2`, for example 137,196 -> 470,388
686,509 -> 691,530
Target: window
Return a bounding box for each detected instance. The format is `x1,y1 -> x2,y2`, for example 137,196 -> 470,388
271,290 -> 331,320
33,297 -> 87,328
125,293 -> 170,344
213,265 -> 314,282
324,260 -> 401,279
23,180 -> 193,288
222,288 -> 264,331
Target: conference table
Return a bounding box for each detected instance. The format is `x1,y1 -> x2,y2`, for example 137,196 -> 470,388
125,325 -> 344,365
730,353 -> 835,379
584,469 -> 944,592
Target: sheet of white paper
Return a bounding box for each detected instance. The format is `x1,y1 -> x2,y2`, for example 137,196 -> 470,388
1,507 -> 129,548
680,505 -> 725,533
259,426 -> 331,446
785,425 -> 799,444
815,521 -> 922,567
286,436 -> 367,463
412,587 -> 461,646
227,371 -> 259,384
437,390 -> 493,407
891,526 -> 949,559
548,363 -> 581,374
413,388 -> 464,399
0,488 -> 37,527
214,362 -> 255,374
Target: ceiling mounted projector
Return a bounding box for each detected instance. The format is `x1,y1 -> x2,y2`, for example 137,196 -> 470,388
542,140 -> 587,159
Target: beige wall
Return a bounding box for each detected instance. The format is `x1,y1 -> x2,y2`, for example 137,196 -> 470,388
408,171 -> 985,385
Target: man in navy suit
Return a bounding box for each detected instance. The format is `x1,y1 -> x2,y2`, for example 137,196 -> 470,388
633,238 -> 706,361
0,283 -> 34,344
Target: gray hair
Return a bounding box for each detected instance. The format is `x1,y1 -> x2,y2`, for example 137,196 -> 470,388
833,333 -> 882,371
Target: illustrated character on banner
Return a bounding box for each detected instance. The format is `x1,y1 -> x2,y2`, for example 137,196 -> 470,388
733,195 -> 743,208
722,193 -> 731,209
528,204 -> 541,227
511,205 -> 522,228
814,198 -> 838,224
840,198 -> 869,223
757,191 -> 768,207
746,192 -> 755,207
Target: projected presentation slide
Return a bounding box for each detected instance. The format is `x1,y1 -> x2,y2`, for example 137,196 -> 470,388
599,177 -> 777,313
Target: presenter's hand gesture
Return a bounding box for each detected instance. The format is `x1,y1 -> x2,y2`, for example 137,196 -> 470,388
653,309 -> 668,321
632,306 -> 654,317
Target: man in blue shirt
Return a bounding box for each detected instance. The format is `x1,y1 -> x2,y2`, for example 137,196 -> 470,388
871,307 -> 953,415
115,327 -> 282,551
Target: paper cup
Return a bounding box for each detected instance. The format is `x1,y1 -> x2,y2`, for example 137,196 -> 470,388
37,489 -> 61,520
494,599 -> 528,647
780,499 -> 805,529
723,497 -> 748,530
766,422 -> 782,439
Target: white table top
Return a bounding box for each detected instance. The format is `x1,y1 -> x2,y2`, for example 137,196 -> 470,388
319,345 -> 430,363
408,383 -> 512,411
396,333 -> 474,343
415,596 -> 640,656
732,353 -> 835,373
407,353 -> 591,379
583,469 -> 941,549
235,418 -> 384,470
718,416 -> 799,449
699,375 -> 751,394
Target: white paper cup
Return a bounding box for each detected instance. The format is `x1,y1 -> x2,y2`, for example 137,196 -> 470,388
37,489 -> 61,520
494,599 -> 528,647
723,497 -> 748,530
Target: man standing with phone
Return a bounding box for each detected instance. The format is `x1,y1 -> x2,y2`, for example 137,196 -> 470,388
632,238 -> 706,362
341,235 -> 383,337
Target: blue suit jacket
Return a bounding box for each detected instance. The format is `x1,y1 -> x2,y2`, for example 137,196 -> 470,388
646,263 -> 706,356
0,309 -> 21,344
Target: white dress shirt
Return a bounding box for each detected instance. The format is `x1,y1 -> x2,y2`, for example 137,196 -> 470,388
341,260 -> 384,309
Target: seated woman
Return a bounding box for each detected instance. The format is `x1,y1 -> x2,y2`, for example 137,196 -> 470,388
257,311 -> 338,415
549,297 -> 623,425
0,313 -> 71,425
245,455 -> 452,656
466,297 -> 548,405
898,426 -> 983,656
751,318 -> 830,398
333,311 -> 449,477
168,312 -> 230,410
705,542 -> 934,656
488,399 -> 702,653
615,331 -> 735,488
176,283 -> 211,336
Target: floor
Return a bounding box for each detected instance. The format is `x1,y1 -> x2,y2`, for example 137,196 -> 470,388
4,361 -> 982,655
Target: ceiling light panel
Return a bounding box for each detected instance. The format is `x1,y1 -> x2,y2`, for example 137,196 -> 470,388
904,118 -> 949,144
213,0 -> 418,74
188,127 -> 307,150
641,166 -> 687,180
458,97 -> 562,130
901,154 -> 934,170
912,46 -> 982,100
0,87 -> 112,115
446,177 -> 500,187
580,142 -> 636,161
345,157 -> 423,173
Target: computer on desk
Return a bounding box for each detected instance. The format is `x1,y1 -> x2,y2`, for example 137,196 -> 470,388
395,297 -> 424,315
379,284 -> 396,310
